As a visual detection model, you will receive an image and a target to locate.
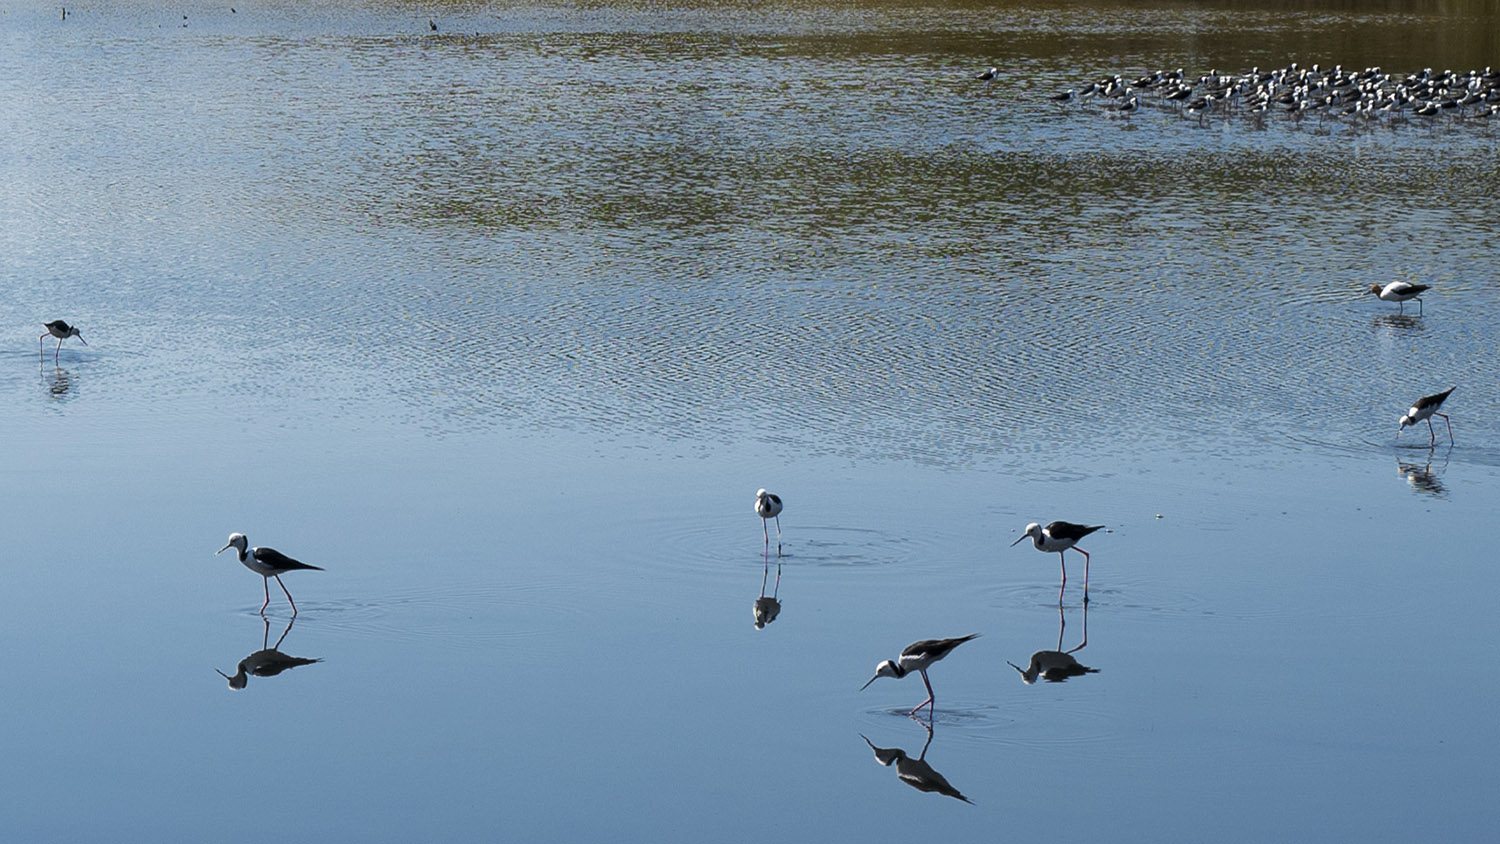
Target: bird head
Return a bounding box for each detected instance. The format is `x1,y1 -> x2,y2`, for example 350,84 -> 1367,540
215,667 -> 248,690
1010,523 -> 1042,546
217,533 -> 248,555
1367,284 -> 1384,296
860,659 -> 900,690
1398,415 -> 1413,432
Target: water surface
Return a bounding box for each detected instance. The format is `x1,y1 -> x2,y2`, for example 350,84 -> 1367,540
2,1 -> 1498,841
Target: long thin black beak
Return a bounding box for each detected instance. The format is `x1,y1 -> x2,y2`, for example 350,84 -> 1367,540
76,335 -> 87,345
216,544 -> 231,555
860,674 -> 880,691
1009,535 -> 1026,547
1005,661 -> 1026,675
215,668 -> 232,680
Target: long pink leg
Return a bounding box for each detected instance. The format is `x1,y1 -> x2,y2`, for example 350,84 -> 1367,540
1437,412 -> 1453,444
275,575 -> 299,615
1077,547 -> 1092,603
39,334 -> 45,359
1057,552 -> 1068,605
260,577 -> 271,614
763,519 -> 769,551
907,670 -> 936,716
55,339 -> 62,364
1427,418 -> 1437,446
774,515 -> 782,558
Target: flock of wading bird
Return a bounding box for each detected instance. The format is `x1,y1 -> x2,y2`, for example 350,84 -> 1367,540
37,284 -> 1460,719
980,60 -> 1500,129
762,277 -> 1460,722
754,487 -> 1101,724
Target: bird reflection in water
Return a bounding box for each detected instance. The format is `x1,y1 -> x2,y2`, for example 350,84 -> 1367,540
860,720 -> 972,804
44,366 -> 73,399
1397,446 -> 1450,498
216,617 -> 322,690
753,552 -> 782,629
1007,602 -> 1098,684
1372,313 -> 1426,336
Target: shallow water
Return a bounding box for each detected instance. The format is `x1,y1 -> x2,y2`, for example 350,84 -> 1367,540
2,1 -> 1499,841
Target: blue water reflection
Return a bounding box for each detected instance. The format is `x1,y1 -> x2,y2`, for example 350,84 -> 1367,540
861,720 -> 974,804
215,617 -> 323,690
2,1 -> 1499,842
1007,603 -> 1099,684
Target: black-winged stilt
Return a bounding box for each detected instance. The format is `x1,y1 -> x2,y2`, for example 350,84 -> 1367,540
216,533 -> 324,615
1011,521 -> 1105,603
976,67 -> 998,81
755,489 -> 783,557
1399,386 -> 1456,446
1368,281 -> 1430,314
40,320 -> 86,363
860,634 -> 980,717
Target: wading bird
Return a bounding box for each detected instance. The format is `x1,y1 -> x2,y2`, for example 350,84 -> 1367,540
1368,281 -> 1430,314
860,634 -> 980,717
40,320 -> 86,363
1011,521 -> 1105,603
216,533 -> 324,615
1398,387 -> 1456,446
755,489 -> 783,557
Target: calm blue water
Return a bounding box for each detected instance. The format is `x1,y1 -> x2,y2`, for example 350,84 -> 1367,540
2,1 -> 1499,841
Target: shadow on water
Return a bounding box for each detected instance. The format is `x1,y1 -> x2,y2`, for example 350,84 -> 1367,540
1007,602 -> 1099,685
860,719 -> 973,804
215,617 -> 322,691
753,554 -> 782,630
1396,446 -> 1450,498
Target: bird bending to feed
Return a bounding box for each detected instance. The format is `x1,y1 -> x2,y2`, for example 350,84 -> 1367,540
976,66 -> 998,81
755,489 -> 783,557
1011,521 -> 1105,603
40,320 -> 87,363
1398,386 -> 1456,446
1368,281 -> 1430,314
216,533 -> 324,615
860,634 -> 980,717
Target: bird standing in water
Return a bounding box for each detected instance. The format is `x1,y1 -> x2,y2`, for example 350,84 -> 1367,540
1368,281 -> 1430,314
1399,387 -> 1456,446
1011,520 -> 1105,603
216,533 -> 324,615
861,634 -> 980,717
40,320 -> 87,363
755,489 -> 783,557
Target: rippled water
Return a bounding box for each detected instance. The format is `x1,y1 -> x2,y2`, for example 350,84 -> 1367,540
2,1 -> 1499,841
